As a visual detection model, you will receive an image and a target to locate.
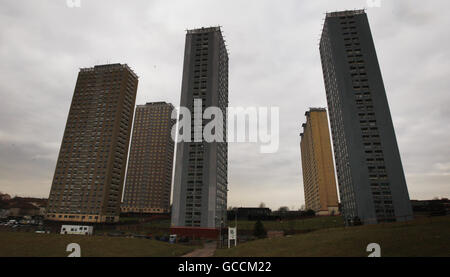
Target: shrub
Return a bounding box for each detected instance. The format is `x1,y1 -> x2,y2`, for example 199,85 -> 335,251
253,220 -> 267,239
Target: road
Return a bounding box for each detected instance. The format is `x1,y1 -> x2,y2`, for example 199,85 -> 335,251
182,241 -> 217,257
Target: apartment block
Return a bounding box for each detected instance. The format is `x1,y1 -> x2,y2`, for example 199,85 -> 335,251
46,63 -> 138,223
319,10 -> 413,224
171,27 -> 229,229
300,108 -> 339,216
121,102 -> 175,214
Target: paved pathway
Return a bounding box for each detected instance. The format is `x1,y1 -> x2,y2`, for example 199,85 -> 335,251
182,241 -> 217,257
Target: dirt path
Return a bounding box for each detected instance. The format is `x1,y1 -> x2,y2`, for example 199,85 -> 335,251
182,241 -> 217,257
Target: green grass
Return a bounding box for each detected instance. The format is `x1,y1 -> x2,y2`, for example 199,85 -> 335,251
118,217 -> 141,223
0,231 -> 196,257
215,216 -> 450,257
142,219 -> 171,229
109,218 -> 171,236
229,216 -> 344,231
117,216 -> 343,233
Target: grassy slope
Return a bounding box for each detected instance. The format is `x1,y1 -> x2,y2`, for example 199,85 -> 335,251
229,216 -> 344,231
215,216 -> 450,257
0,231 -> 195,257
116,216 -> 342,234
118,216 -> 343,230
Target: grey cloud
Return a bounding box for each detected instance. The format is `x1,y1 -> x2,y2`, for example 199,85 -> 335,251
0,0 -> 449,209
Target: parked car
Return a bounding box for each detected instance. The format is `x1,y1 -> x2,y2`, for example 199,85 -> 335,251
7,219 -> 18,225
159,235 -> 169,242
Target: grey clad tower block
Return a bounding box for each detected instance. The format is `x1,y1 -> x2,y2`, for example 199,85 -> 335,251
319,10 -> 413,225
172,27 -> 228,228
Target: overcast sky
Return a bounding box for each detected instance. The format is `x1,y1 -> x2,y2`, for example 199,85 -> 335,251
0,0 -> 449,210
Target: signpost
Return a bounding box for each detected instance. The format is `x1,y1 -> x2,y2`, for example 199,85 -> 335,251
228,227 -> 237,248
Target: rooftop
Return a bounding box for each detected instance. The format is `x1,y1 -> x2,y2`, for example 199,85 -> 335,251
186,26 -> 229,56
326,9 -> 365,18
186,26 -> 221,34
305,107 -> 326,116
136,101 -> 174,108
80,63 -> 139,79
300,108 -> 327,136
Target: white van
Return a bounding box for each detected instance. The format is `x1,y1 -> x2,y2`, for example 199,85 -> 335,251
61,225 -> 93,235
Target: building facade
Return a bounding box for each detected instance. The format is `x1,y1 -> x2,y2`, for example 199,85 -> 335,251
319,10 -> 413,224
300,108 -> 339,216
46,63 -> 138,223
171,27 -> 228,229
121,102 -> 175,214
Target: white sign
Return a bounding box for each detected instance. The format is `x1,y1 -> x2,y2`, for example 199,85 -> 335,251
228,227 -> 237,248
228,227 -> 236,240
